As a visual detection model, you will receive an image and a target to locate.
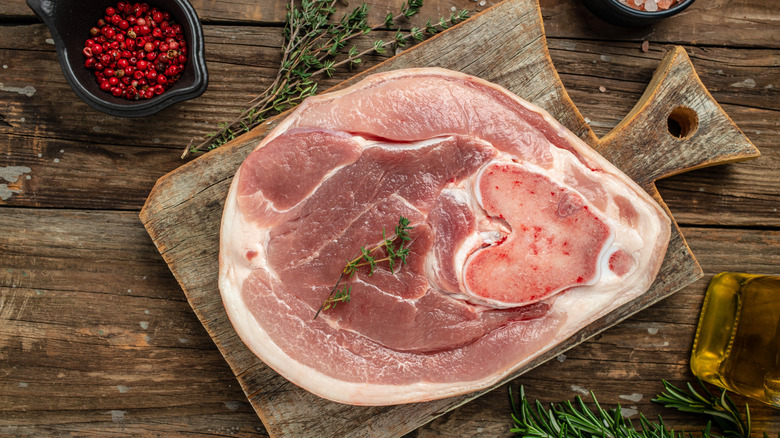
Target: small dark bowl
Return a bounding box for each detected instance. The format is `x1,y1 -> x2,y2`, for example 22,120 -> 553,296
581,0 -> 695,27
27,0 -> 208,117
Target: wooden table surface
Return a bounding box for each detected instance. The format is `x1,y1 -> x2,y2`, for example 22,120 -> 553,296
1,0 -> 778,435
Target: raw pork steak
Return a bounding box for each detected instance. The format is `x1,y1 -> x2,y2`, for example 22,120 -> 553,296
219,68 -> 670,406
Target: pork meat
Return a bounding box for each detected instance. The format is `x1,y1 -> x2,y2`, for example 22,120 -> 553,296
219,68 -> 670,406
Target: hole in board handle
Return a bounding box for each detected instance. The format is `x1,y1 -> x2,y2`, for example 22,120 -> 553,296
667,106 -> 699,139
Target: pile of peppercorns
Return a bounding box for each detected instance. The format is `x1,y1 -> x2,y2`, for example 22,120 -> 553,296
82,2 -> 188,100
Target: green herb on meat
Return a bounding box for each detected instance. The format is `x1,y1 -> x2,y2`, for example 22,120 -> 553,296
314,216 -> 413,319
321,285 -> 351,312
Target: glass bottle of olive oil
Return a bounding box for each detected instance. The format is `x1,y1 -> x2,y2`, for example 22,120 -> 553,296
691,272 -> 780,408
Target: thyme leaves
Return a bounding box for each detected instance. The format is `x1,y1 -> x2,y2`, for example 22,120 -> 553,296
313,216 -> 413,319
184,0 -> 469,157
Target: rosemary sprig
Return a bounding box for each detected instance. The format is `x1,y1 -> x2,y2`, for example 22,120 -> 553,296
653,379 -> 751,437
510,386 -> 677,438
510,379 -> 760,437
313,216 -> 413,319
183,0 -> 469,157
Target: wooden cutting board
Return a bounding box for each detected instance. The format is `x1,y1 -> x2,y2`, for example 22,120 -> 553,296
140,0 -> 758,436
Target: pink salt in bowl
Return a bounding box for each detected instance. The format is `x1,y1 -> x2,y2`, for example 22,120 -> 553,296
581,0 -> 696,27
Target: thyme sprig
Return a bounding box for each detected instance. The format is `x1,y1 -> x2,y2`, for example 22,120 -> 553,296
184,0 -> 470,157
313,216 -> 413,319
321,285 -> 351,312
510,379 -> 761,437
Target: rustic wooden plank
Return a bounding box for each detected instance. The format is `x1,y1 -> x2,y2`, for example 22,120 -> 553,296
546,40 -> 780,116
137,1 -> 765,436
543,39 -> 779,226
1,0 -> 777,436
0,24 -> 394,148
541,0 -> 780,49
5,26 -> 775,140
0,208 -> 267,436
2,209 -> 777,436
0,1 -> 32,18
0,134 -> 184,210
2,209 -> 180,297
6,0 -> 778,47
189,0 -> 492,26
2,23 -> 777,223
137,1 -> 594,435
2,0 -> 490,25
596,47 -> 759,185
411,227 -> 780,437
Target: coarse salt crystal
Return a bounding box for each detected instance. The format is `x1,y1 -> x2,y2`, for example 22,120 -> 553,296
619,0 -> 642,11
619,0 -> 679,11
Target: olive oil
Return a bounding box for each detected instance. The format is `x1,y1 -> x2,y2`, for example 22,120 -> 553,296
691,272 -> 780,407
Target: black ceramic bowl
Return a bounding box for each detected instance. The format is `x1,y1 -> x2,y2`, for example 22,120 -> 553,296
27,0 -> 207,117
581,0 -> 695,27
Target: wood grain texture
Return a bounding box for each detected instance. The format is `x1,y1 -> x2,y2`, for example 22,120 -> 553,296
597,46 -> 759,185
543,39 -> 780,227
412,227 -> 780,437
541,0 -> 780,48
139,1 -> 758,436
2,213 -> 777,435
5,0 -> 779,47
141,1 -> 590,435
1,26 -> 777,223
1,0 -> 779,436
0,208 -> 269,437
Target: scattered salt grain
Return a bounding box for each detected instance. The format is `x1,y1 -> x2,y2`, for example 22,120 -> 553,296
571,385 -> 589,395
224,401 -> 242,411
621,407 -> 639,418
598,86 -> 607,93
641,40 -> 649,52
110,410 -> 126,422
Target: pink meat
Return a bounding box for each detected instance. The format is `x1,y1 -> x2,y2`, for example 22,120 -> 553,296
219,68 -> 670,406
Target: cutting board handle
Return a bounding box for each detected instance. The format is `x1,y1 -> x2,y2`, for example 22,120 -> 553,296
595,46 -> 759,188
